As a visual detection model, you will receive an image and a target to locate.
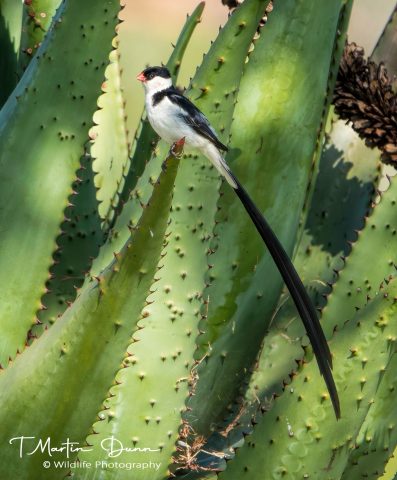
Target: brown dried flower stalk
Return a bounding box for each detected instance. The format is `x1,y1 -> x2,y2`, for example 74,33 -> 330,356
334,42 -> 397,164
172,422 -> 225,474
173,423 -> 209,474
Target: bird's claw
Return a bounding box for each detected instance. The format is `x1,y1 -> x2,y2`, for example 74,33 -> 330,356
169,137 -> 185,159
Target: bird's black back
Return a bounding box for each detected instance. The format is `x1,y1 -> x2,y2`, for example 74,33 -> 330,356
152,87 -> 228,152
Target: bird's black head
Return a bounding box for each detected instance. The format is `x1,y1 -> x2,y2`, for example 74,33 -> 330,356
137,66 -> 171,82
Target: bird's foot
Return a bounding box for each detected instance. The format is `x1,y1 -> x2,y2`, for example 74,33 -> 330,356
169,137 -> 185,159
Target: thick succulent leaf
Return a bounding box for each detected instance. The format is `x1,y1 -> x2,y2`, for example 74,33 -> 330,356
188,0 -> 351,437
31,47 -> 126,336
296,3 -> 355,235
293,120 -> 379,305
372,5 -> 397,77
231,8 -> 386,448
114,1 -> 206,225
0,0 -> 119,366
216,118 -> 381,462
383,453 -> 397,480
79,2 -> 271,480
30,150 -> 103,332
0,0 -> 23,106
339,14 -> 397,477
29,1 -> 195,333
0,147 -> 181,480
220,169 -> 397,477
219,282 -> 397,480
18,0 -> 61,75
34,43 -> 130,330
314,175 -> 397,341
204,304 -> 305,472
91,45 -> 130,229
274,119 -> 379,344
341,352 -> 397,479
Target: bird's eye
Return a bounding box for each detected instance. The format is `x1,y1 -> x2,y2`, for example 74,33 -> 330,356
149,73 -> 155,79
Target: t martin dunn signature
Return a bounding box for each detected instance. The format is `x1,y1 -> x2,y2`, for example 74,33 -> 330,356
9,436 -> 161,459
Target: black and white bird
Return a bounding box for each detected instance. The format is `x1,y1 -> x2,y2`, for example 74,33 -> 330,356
137,65 -> 340,419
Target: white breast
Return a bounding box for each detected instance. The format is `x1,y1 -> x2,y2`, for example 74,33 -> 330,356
146,96 -> 181,144
146,95 -> 209,151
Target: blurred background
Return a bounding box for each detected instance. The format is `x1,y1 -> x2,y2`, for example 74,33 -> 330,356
118,0 -> 396,138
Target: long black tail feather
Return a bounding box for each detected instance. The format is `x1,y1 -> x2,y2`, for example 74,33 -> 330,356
230,173 -> 341,419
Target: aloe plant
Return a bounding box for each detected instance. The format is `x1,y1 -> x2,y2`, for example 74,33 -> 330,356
0,1 -> 396,479
188,0 -> 352,436
18,0 -> 61,73
0,0 -> 23,106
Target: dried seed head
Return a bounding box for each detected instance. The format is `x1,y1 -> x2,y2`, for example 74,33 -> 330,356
334,42 -> 397,164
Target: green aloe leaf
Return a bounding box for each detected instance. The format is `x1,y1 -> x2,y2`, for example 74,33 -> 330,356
91,44 -> 130,229
18,0 -> 61,75
0,0 -> 119,366
341,352 -> 397,479
219,281 -> 397,480
293,119 -> 379,305
219,118 -> 380,456
338,13 -> 397,477
0,145 -> 181,480
188,0 -> 352,437
226,0 -> 388,446
257,118 -> 380,387
29,0 -> 195,334
0,0 -> 23,106
78,2 -> 271,479
372,5 -> 397,77
30,37 -> 132,331
30,149 -> 103,333
218,155 -> 397,476
382,452 -> 397,480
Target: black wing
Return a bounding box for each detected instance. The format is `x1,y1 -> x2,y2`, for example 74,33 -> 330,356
166,88 -> 228,152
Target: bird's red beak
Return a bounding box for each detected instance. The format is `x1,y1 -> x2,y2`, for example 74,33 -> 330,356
136,72 -> 146,82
